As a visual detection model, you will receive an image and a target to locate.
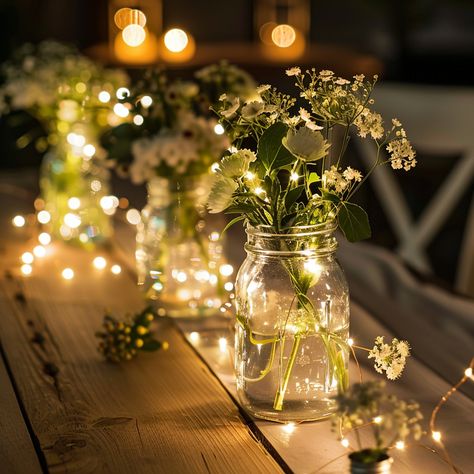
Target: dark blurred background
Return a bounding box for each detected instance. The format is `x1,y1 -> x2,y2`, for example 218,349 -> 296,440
1,0 -> 473,294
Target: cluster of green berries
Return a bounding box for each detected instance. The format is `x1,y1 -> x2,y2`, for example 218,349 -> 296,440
96,307 -> 168,362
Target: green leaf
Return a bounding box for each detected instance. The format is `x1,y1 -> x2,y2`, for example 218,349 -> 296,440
338,202 -> 371,242
308,172 -> 320,186
141,339 -> 162,351
221,215 -> 245,236
225,204 -> 255,214
285,185 -> 304,211
257,122 -> 293,172
321,190 -> 340,205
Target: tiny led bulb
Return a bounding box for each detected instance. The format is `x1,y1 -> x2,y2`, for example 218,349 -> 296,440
341,438 -> 350,448
21,264 -> 32,276
214,123 -> 225,135
98,91 -> 111,103
348,338 -> 354,346
395,440 -> 405,450
164,28 -> 189,53
33,245 -> 46,258
282,422 -> 295,434
21,252 -> 34,264
37,210 -> 51,224
122,24 -> 146,47
189,332 -> 200,343
111,264 -> 122,275
93,256 -> 107,270
218,337 -> 227,353
432,431 -> 442,442
12,215 -> 26,227
373,416 -> 383,424
62,268 -> 74,280
290,172 -> 299,181
140,95 -> 153,108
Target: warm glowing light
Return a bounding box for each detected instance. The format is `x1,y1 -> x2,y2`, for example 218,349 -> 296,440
224,282 -> 234,292
304,260 -> 322,276
62,268 -> 74,280
214,123 -> 225,135
210,232 -> 220,241
133,114 -> 144,126
373,416 -> 383,424
100,196 -> 115,211
164,28 -> 189,52
68,197 -> 81,210
91,180 -> 102,192
218,337 -> 227,353
12,215 -> 26,227
38,232 -> 51,245
79,233 -> 89,243
21,252 -> 34,264
290,172 -> 299,181
140,95 -> 153,108
271,24 -> 296,48
75,82 -> 86,94
33,245 -> 46,258
83,144 -> 96,158
37,210 -> 51,224
432,431 -> 442,442
341,438 -> 350,448
113,103 -> 129,118
282,422 -> 296,434
21,264 -> 32,276
126,208 -> 141,225
64,213 -> 81,229
465,367 -> 473,379
111,264 -> 122,275
395,440 -> 405,450
93,256 -> 107,270
189,331 -> 200,343
122,24 -> 146,47
211,163 -> 220,172
176,272 -> 187,283
66,132 -> 85,147
254,186 -> 264,195
219,264 -> 234,277
116,87 -> 130,100
60,225 -> 72,239
98,91 -> 111,103
114,8 -> 146,30
348,338 -> 354,346
246,171 -> 255,180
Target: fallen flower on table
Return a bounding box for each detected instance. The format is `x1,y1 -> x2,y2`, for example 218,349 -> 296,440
96,307 -> 168,363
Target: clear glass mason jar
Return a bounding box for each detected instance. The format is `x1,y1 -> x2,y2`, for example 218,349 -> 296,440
235,222 -> 350,422
40,141 -> 112,247
136,175 -> 231,318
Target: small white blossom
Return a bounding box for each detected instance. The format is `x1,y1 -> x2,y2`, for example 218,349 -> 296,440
256,84 -> 271,94
387,138 -> 416,171
355,108 -> 384,140
368,336 -> 411,380
241,100 -> 265,120
286,67 -> 301,76
342,167 -> 362,182
220,97 -> 240,119
207,176 -> 238,213
283,127 -> 330,162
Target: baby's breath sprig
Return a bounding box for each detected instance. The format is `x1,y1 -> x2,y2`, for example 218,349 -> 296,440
96,307 -> 168,363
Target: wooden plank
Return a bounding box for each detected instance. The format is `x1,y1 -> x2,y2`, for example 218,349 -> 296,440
0,351 -> 42,473
0,235 -> 283,474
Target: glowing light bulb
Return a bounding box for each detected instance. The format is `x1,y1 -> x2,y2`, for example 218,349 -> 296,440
373,416 -> 383,424
33,245 -> 46,258
122,24 -> 146,47
68,197 -> 81,210
140,95 -> 153,108
271,24 -> 296,48
254,186 -> 264,196
21,252 -> 34,264
100,196 -> 115,211
465,367 -> 473,379
12,215 -> 25,227
126,208 -> 141,225
37,210 -> 51,224
432,431 -> 442,442
98,91 -> 111,103
83,144 -> 96,158
246,171 -> 255,180
348,338 -> 354,347
133,114 -> 144,126
211,162 -> 220,172
62,268 -> 74,280
64,213 -> 81,229
209,232 -> 220,241
214,123 -> 225,135
111,264 -> 122,275
189,332 -> 200,343
21,264 -> 32,276
93,256 -> 107,270
163,28 -> 189,52
290,172 -> 299,181
116,87 -> 130,100
341,438 -> 350,448
113,103 -> 129,118
38,232 -> 51,245
282,423 -> 296,434
224,282 -> 234,291
176,272 -> 187,282
218,337 -> 227,353
395,440 -> 405,450
219,264 -> 234,277
66,133 -> 85,147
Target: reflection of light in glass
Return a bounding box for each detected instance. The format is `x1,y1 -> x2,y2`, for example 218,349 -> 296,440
93,256 -> 107,270
122,24 -> 146,47
111,264 -> 122,275
189,332 -> 200,343
98,91 -> 111,103
38,232 -> 51,245
271,24 -> 296,48
21,252 -> 34,264
164,28 -> 189,52
21,264 -> 33,276
133,115 -> 144,126
140,95 -> 153,108
37,210 -> 51,224
62,268 -> 74,280
214,123 -> 225,135
64,213 -> 81,229
282,422 -> 296,434
218,337 -> 227,353
33,245 -> 46,258
304,260 -> 322,276
126,209 -> 141,225
12,215 -> 25,227
68,197 -> 81,210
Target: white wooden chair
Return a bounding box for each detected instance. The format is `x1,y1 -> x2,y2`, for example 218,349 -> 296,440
353,83 -> 474,296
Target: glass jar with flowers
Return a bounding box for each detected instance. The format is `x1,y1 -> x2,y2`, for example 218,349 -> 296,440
208,67 -> 416,421
102,64 -> 255,317
0,41 -> 128,247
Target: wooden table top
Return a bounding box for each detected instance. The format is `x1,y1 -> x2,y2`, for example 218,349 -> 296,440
1,171 -> 473,474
